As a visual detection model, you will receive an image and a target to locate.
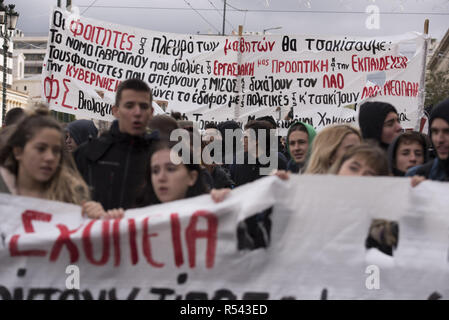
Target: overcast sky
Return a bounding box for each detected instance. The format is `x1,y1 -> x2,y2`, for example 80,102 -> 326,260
10,0 -> 449,40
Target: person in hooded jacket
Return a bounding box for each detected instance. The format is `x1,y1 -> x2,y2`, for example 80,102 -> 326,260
217,120 -> 242,175
201,124 -> 235,189
285,121 -> 316,173
406,97 -> 449,181
74,79 -> 158,210
387,131 -> 428,176
65,119 -> 98,153
358,101 -> 403,151
232,120 -> 287,187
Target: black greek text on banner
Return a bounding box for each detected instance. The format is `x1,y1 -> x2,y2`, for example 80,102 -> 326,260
42,7 -> 426,132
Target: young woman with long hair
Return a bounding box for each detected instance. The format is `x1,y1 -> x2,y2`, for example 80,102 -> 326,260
0,108 -> 116,218
305,125 -> 361,174
135,139 -> 209,207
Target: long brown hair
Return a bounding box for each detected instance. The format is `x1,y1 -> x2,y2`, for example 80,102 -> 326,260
135,140 -> 207,207
0,108 -> 90,205
305,125 -> 361,174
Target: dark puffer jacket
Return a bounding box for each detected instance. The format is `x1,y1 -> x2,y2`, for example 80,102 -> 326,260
74,120 -> 158,210
406,97 -> 449,181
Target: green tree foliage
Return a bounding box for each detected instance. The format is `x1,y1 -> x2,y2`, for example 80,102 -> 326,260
425,71 -> 449,108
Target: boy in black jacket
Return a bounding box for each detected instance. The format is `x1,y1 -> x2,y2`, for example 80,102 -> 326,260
75,79 -> 158,210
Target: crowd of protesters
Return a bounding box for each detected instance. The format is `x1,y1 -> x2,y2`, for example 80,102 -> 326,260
1,78 -> 449,259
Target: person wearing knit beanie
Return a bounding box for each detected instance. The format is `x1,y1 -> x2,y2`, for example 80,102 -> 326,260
406,97 -> 449,181
358,101 -> 403,150
65,119 -> 98,153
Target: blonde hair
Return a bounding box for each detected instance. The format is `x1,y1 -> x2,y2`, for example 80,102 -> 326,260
305,125 -> 361,174
0,108 -> 90,205
328,143 -> 390,176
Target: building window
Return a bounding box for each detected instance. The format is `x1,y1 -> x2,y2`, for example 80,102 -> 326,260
24,86 -> 27,91
51,111 -> 75,123
24,66 -> 42,74
24,54 -> 46,61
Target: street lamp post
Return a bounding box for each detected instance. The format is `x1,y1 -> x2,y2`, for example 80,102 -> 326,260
0,0 -> 19,126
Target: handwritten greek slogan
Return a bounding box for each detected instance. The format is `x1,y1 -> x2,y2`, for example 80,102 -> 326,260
42,7 -> 426,131
1,176 -> 449,300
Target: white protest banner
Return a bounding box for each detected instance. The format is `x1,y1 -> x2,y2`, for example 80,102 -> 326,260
1,175 -> 449,300
42,7 -> 426,132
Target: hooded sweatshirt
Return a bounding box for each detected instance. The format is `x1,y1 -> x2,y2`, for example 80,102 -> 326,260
387,132 -> 429,176
67,120 -> 99,146
286,121 -> 316,173
358,101 -> 398,150
406,97 -> 449,181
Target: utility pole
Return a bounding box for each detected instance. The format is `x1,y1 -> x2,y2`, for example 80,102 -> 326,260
416,19 -> 429,132
222,0 -> 226,35
55,0 -> 72,123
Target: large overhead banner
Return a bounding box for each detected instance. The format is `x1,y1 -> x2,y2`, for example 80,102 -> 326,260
1,176 -> 449,300
42,7 -> 426,130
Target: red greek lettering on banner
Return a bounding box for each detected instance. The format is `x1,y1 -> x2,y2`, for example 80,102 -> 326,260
185,210 -> 218,268
61,78 -> 73,109
9,210 -> 53,257
44,75 -> 60,103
